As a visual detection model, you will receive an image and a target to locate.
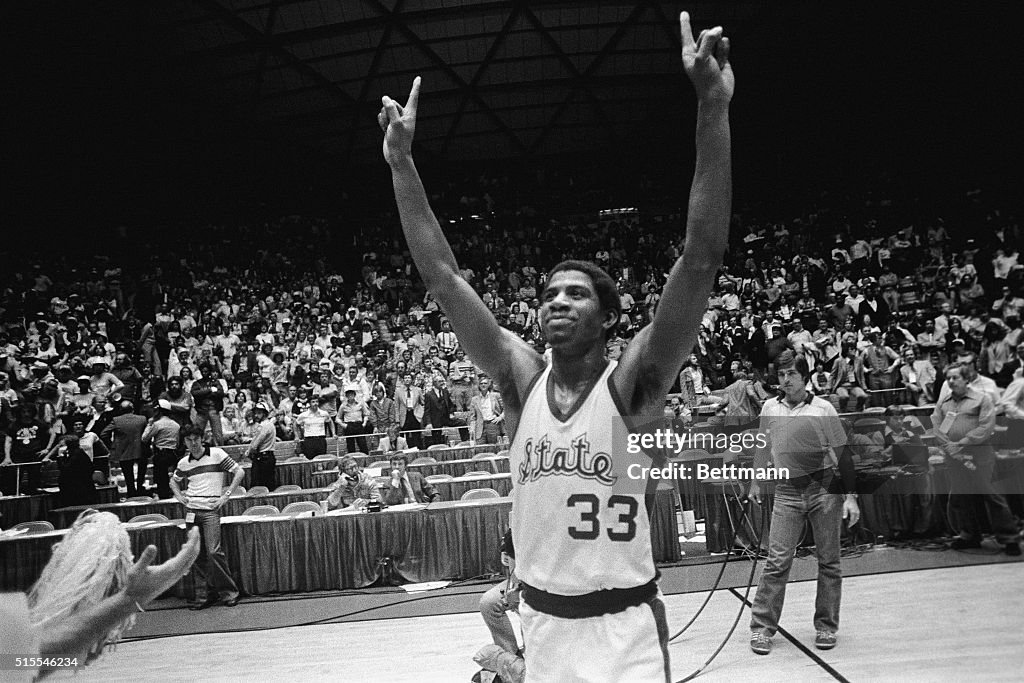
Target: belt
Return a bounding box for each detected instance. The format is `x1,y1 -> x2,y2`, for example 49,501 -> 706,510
521,576 -> 658,619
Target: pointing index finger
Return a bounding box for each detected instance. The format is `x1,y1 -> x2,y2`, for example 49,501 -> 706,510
405,76 -> 421,116
679,12 -> 696,51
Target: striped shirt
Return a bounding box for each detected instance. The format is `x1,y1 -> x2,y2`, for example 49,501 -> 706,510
172,446 -> 241,510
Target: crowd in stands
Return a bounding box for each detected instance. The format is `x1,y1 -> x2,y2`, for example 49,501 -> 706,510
2,173 -> 1023,500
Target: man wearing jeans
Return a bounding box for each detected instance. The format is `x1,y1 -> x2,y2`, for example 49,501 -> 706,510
747,350 -> 860,655
170,424 -> 243,610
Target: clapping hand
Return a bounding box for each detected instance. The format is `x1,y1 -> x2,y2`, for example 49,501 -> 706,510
379,76 -> 421,165
680,11 -> 734,104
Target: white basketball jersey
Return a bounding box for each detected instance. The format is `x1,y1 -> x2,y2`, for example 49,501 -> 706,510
510,361 -> 655,595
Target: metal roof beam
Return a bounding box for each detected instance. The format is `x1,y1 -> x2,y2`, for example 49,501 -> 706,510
440,2 -> 522,157
527,0 -> 651,156
194,0 -> 358,113
360,0 -> 528,156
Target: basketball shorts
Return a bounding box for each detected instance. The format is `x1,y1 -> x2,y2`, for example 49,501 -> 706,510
519,591 -> 670,682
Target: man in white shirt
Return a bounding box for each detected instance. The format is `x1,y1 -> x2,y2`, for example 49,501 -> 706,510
295,401 -> 333,458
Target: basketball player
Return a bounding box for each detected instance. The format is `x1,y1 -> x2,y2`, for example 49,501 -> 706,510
379,12 -> 733,681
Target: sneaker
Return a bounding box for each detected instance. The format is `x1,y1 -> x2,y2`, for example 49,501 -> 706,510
949,538 -> 983,550
1005,542 -> 1022,556
814,631 -> 837,650
750,632 -> 772,655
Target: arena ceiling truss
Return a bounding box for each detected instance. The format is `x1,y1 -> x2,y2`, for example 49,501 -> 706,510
136,0 -> 763,165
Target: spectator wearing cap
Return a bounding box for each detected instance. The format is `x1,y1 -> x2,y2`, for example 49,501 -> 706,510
191,364 -> 227,446
294,395 -> 333,459
142,399 -> 182,499
88,357 -> 124,401
2,404 -> 56,495
326,455 -> 380,510
102,400 -> 149,498
245,402 -> 277,489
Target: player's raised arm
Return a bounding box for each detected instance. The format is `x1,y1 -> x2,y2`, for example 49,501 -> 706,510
616,12 -> 733,406
379,78 -> 542,397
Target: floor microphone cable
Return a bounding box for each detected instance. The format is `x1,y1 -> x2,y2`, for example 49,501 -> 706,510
670,484 -> 768,682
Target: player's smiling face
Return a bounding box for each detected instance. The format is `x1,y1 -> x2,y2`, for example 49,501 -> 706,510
540,270 -> 607,344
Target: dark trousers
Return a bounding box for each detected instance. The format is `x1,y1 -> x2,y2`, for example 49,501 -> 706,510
119,459 -> 141,497
188,508 -> 239,602
402,413 -> 422,449
948,454 -> 1019,544
343,422 -> 368,454
251,451 -> 277,490
152,448 -> 178,500
301,436 -> 327,459
136,446 -> 150,492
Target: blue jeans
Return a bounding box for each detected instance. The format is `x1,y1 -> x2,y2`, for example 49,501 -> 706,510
750,482 -> 843,637
188,508 -> 239,602
480,580 -> 521,655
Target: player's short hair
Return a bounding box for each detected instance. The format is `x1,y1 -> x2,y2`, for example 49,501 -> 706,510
546,260 -> 621,339
775,349 -> 810,381
389,453 -> 408,466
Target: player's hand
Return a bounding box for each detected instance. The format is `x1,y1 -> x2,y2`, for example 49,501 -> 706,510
680,12 -> 733,104
747,481 -> 762,504
124,527 -> 200,607
352,498 -> 368,509
379,76 -> 421,165
842,497 -> 860,526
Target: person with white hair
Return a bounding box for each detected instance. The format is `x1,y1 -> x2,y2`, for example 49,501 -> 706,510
0,512 -> 200,681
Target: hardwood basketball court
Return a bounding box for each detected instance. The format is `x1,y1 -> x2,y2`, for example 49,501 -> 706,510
51,551 -> 1023,682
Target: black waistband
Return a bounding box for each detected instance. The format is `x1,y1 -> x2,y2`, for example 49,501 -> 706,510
521,576 -> 659,619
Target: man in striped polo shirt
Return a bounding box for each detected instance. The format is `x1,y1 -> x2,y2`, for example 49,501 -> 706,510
170,424 -> 244,609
